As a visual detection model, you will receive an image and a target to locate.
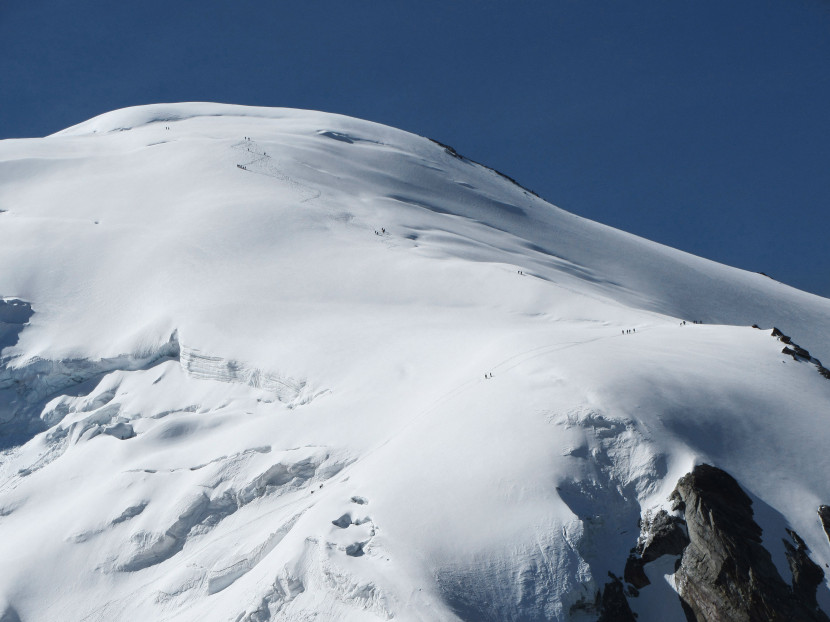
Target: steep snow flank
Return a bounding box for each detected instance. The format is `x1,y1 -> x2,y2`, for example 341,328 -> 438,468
0,104 -> 828,621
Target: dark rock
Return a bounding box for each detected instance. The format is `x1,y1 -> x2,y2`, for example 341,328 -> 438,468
426,138 -> 541,198
819,506 -> 830,544
623,508 -> 690,591
568,591 -> 601,617
639,510 -> 689,562
781,344 -> 811,359
624,555 -> 650,589
679,598 -> 698,622
769,325 -> 792,343
345,541 -> 365,557
671,464 -> 829,622
784,529 -> 825,609
428,138 -> 463,159
597,576 -> 637,622
768,328 -> 828,378
751,324 -> 760,329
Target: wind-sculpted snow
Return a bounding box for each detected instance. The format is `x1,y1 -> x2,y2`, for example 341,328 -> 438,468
0,103 -> 829,621
115,452 -> 336,573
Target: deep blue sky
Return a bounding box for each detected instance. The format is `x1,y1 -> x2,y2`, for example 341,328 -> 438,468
2,1 -> 828,297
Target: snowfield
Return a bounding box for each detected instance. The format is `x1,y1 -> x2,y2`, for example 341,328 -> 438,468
0,103 -> 828,621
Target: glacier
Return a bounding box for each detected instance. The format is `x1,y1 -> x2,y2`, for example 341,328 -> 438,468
0,103 -> 828,621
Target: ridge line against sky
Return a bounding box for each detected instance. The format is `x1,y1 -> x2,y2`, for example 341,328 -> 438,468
1,0 -> 828,298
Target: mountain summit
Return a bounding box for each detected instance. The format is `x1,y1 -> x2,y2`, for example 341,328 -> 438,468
1,104 -> 828,621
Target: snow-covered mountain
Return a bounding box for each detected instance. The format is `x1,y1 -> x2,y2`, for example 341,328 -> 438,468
1,103 -> 828,622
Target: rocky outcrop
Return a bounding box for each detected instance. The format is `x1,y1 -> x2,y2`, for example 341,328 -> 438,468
639,509 -> 689,562
624,509 -> 689,589
670,464 -> 828,622
613,465 -> 829,622
597,576 -> 636,622
623,556 -> 650,591
784,529 -> 825,610
426,138 -> 541,198
819,506 -> 830,545
769,327 -> 829,381
782,345 -> 812,359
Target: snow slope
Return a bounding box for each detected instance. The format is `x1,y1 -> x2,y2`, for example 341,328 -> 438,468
0,103 -> 828,621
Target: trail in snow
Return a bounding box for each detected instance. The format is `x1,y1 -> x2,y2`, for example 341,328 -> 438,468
232,138 -> 320,203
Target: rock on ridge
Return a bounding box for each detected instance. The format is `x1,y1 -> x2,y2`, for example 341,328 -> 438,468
670,464 -> 829,622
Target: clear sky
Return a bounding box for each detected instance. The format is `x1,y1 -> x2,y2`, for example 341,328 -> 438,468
2,0 -> 828,297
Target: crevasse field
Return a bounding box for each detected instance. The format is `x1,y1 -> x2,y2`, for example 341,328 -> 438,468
0,104 -> 828,621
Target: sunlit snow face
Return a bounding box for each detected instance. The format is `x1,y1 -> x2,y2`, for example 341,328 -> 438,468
0,104 -> 828,622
